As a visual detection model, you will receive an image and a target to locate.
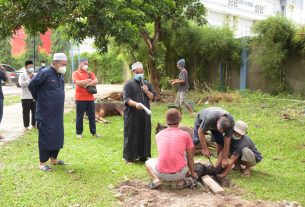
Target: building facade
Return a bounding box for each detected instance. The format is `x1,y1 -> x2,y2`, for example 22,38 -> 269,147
201,0 -> 305,37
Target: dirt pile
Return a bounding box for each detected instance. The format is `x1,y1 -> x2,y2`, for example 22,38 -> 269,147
115,180 -> 294,207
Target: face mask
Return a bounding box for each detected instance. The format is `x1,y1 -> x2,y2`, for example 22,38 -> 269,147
232,134 -> 242,140
27,68 -> 34,74
82,65 -> 88,70
42,63 -> 46,67
58,66 -> 66,74
134,73 -> 144,81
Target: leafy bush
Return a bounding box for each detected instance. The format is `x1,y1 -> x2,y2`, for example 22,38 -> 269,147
73,50 -> 124,84
251,15 -> 296,94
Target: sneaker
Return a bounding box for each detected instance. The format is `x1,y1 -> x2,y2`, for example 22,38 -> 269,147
24,127 -> 29,132
76,134 -> 83,138
92,134 -> 101,138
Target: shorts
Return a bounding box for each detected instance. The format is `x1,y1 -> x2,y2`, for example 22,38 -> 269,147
175,91 -> 187,106
145,158 -> 188,182
240,147 -> 257,166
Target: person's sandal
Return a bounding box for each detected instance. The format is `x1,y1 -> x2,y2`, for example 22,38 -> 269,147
50,160 -> 67,165
40,165 -> 53,172
148,181 -> 162,189
242,169 -> 251,177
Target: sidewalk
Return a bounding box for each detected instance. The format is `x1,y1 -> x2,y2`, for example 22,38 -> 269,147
0,84 -> 123,146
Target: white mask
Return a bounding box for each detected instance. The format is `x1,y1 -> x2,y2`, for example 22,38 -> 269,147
58,66 -> 66,74
42,63 -> 46,67
82,65 -> 88,70
232,134 -> 242,140
27,68 -> 34,74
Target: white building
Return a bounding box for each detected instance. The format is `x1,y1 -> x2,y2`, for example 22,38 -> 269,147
201,0 -> 305,37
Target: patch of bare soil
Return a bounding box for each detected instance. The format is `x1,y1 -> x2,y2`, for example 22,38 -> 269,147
115,180 -> 300,207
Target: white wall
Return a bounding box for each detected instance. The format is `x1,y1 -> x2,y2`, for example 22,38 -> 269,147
201,0 -> 304,37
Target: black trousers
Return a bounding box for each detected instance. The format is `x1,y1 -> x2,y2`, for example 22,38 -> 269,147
39,150 -> 59,163
76,100 -> 96,135
21,99 -> 36,128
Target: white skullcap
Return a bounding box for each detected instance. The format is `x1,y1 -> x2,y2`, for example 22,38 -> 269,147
53,53 -> 67,61
131,62 -> 143,70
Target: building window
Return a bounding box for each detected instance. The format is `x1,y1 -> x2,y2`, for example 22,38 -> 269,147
228,0 -> 238,8
255,5 -> 264,14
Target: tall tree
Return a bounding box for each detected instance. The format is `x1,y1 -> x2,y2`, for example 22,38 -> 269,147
252,15 -> 296,93
0,0 -> 206,96
0,0 -> 75,38
25,32 -> 43,66
66,0 -> 206,97
0,38 -> 13,65
51,26 -> 70,55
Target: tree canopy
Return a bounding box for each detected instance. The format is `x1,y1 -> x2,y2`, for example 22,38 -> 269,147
0,0 -> 206,95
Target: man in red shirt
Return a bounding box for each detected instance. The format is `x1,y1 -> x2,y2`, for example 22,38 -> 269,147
72,58 -> 100,138
145,108 -> 197,189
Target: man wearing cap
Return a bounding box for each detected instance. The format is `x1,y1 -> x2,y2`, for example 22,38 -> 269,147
29,53 -> 68,172
72,58 -> 100,138
0,64 -> 9,139
193,107 -> 235,168
123,62 -> 156,163
18,60 -> 36,131
38,60 -> 47,72
169,58 -> 194,114
145,108 -> 197,189
218,120 -> 263,178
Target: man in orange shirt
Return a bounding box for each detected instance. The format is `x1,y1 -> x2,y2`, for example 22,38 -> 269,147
72,58 -> 101,138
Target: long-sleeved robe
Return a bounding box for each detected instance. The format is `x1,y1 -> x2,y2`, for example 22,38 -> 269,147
28,67 -> 65,151
123,79 -> 155,161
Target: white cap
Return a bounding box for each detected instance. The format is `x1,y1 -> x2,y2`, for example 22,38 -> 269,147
131,62 -> 143,70
53,53 -> 67,61
234,120 -> 248,136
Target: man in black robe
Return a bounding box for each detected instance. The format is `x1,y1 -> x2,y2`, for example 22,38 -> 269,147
123,62 -> 156,163
29,53 -> 67,172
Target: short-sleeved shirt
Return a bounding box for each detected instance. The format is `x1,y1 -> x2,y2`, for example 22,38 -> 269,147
0,70 -> 8,99
230,135 -> 263,162
195,107 -> 235,137
72,69 -> 96,101
156,127 -> 194,173
178,69 -> 189,92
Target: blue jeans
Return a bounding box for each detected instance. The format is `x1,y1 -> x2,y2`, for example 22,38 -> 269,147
76,101 -> 96,135
0,98 -> 3,125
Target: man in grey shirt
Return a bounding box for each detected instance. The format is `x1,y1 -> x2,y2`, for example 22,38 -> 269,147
169,59 -> 194,114
193,107 -> 235,168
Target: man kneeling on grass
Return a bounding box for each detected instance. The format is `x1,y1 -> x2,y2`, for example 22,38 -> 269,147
145,108 -> 198,189
218,120 -> 263,178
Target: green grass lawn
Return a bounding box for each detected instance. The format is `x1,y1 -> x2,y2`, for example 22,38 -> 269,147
0,91 -> 304,206
4,95 -> 21,106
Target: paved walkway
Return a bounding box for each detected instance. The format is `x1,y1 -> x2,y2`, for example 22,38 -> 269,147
0,84 -> 123,146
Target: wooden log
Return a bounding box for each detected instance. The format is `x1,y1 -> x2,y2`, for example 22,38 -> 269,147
202,175 -> 224,194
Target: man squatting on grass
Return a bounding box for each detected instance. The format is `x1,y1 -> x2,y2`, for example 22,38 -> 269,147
193,107 -> 235,168
145,108 -> 198,189
218,120 -> 263,178
29,53 -> 68,172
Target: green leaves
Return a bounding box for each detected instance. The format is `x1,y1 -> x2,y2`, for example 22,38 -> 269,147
251,15 -> 298,94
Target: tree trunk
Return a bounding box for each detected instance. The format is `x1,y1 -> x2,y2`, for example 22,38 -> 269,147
140,19 -> 162,100
147,47 -> 161,99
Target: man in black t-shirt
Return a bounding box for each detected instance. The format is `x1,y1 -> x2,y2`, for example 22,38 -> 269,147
193,107 -> 235,168
0,64 -> 9,139
218,120 -> 263,178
